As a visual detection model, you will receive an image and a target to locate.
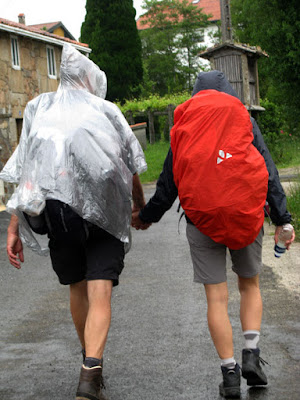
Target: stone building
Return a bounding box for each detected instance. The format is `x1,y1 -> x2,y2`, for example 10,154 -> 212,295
0,14 -> 91,203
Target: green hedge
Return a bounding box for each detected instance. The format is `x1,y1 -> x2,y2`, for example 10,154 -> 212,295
117,92 -> 190,115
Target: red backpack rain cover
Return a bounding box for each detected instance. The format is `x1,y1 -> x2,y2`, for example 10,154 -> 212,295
171,90 -> 269,249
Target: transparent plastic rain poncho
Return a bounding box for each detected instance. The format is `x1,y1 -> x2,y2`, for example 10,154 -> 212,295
0,44 -> 147,255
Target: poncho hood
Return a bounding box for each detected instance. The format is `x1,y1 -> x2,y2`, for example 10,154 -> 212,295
59,44 -> 107,99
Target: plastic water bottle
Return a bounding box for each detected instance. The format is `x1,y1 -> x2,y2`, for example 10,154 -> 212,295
274,223 -> 294,258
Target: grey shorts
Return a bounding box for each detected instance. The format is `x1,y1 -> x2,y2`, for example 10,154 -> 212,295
186,223 -> 263,284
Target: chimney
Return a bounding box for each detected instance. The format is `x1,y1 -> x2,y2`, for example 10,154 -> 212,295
18,13 -> 26,25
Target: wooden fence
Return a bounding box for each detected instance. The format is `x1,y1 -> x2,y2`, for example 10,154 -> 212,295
125,104 -> 176,144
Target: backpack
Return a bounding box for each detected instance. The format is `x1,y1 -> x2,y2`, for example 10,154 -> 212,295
170,90 -> 269,249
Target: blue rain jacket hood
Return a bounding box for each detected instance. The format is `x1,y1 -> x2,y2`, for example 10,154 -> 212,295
192,70 -> 239,98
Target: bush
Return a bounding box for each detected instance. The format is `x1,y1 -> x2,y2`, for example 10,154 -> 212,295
117,92 -> 190,115
258,99 -> 300,166
258,98 -> 283,136
257,98 -> 283,154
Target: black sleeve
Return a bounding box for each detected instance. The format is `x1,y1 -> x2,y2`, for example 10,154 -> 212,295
251,117 -> 291,225
139,148 -> 178,223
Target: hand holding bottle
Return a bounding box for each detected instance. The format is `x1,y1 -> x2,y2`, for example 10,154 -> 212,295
274,224 -> 295,258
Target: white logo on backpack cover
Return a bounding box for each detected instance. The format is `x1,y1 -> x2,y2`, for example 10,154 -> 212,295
217,150 -> 232,164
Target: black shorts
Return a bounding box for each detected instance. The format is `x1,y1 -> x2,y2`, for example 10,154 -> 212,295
45,201 -> 125,286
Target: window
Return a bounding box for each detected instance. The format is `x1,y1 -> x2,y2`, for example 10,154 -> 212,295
16,119 -> 23,142
11,36 -> 20,69
46,46 -> 57,78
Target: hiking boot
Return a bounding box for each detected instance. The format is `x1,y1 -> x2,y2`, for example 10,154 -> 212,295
219,363 -> 241,398
242,348 -> 268,386
76,365 -> 106,400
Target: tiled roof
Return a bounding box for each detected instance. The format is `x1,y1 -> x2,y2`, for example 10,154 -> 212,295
29,21 -> 76,41
197,0 -> 221,21
28,21 -> 61,31
0,17 -> 88,48
200,42 -> 269,58
137,0 -> 220,30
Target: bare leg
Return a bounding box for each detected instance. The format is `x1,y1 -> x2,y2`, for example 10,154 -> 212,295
84,279 -> 113,359
238,274 -> 262,331
70,280 -> 89,349
238,275 -> 268,385
205,282 -> 234,359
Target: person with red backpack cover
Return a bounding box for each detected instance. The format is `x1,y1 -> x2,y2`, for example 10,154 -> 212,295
132,71 -> 295,398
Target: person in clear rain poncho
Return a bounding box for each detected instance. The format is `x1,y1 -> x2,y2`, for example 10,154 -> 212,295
0,43 -> 148,400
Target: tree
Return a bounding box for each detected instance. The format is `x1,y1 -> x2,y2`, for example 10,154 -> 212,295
139,0 -> 211,96
231,0 -> 300,130
81,0 -> 143,102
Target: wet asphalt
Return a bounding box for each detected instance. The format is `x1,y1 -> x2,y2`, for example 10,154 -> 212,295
0,184 -> 299,400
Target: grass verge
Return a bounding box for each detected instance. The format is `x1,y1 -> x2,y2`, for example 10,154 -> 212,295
287,179 -> 300,239
269,136 -> 300,168
140,141 -> 170,184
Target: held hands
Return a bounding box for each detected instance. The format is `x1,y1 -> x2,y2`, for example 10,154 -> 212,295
131,174 -> 151,230
131,205 -> 151,231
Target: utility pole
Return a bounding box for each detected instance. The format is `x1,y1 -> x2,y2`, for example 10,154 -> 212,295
220,0 -> 233,42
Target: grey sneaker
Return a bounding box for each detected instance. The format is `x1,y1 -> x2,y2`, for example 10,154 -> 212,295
219,363 -> 241,398
242,348 -> 268,386
75,365 -> 106,400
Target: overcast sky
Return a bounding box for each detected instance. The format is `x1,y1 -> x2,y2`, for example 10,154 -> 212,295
1,0 -> 145,41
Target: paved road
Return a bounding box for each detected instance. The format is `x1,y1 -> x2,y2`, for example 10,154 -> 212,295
0,184 -> 299,400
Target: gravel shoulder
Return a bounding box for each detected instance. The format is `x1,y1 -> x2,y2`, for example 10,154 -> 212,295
262,222 -> 300,295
